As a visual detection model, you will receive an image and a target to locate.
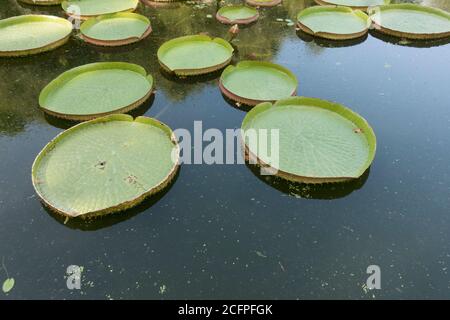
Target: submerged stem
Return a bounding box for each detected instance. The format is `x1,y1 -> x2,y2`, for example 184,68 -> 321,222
1,257 -> 9,278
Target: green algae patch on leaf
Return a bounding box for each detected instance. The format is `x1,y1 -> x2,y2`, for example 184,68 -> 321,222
369,4 -> 450,40
32,114 -> 180,218
2,278 -> 14,294
0,15 -> 72,57
18,0 -> 62,5
297,6 -> 370,40
216,5 -> 259,25
62,0 -> 139,19
219,61 -> 297,106
314,0 -> 390,11
80,13 -> 151,46
157,35 -> 234,76
241,97 -> 376,184
39,62 -> 154,121
245,0 -> 282,8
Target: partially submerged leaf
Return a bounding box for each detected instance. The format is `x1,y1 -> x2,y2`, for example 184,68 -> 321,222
39,62 -> 154,121
62,0 -> 139,19
219,61 -> 298,106
255,251 -> 267,258
157,35 -> 234,76
80,13 -> 152,46
369,4 -> 450,40
0,15 -> 72,57
297,6 -> 370,40
241,97 -> 376,183
32,114 -> 180,218
2,278 -> 14,294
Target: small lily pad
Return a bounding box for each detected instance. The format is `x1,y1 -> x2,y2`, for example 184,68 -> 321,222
2,278 -> 14,294
241,97 -> 376,183
39,62 -> 154,121
32,114 -> 180,218
62,0 -> 139,20
314,0 -> 390,11
0,15 -> 72,57
220,61 -> 298,106
80,13 -> 152,46
216,5 -> 259,25
157,35 -> 234,76
245,0 -> 282,8
369,4 -> 450,40
297,6 -> 370,40
18,0 -> 62,5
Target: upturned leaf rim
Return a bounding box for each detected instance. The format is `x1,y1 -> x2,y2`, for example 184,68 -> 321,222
31,114 -> 180,218
241,96 -> 377,183
0,15 -> 72,57
157,35 -> 234,76
219,60 -> 298,106
39,62 -> 154,121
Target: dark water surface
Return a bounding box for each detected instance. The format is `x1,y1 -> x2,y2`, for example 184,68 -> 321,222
1,0 -> 450,299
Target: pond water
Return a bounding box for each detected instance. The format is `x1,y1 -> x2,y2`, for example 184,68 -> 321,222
1,0 -> 450,299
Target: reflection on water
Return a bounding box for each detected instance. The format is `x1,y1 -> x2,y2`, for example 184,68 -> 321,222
1,0 -> 447,135
247,163 -> 370,199
0,0 -> 313,136
369,29 -> 450,48
296,30 -> 369,48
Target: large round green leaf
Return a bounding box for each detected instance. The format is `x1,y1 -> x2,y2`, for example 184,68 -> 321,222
216,5 -> 259,25
369,4 -> 450,40
297,6 -> 370,40
18,0 -> 62,5
80,13 -> 151,46
241,97 -> 376,183
220,61 -> 298,106
0,15 -> 72,57
245,0 -> 282,8
157,35 -> 234,76
39,62 -> 154,121
62,0 -> 139,19
32,114 -> 180,218
314,0 -> 390,11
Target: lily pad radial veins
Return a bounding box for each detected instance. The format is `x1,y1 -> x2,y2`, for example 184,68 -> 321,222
32,115 -> 180,218
241,97 -> 376,183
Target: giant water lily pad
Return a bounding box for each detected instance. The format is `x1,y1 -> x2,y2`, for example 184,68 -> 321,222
369,4 -> 450,40
216,5 -> 259,25
220,61 -> 297,106
80,13 -> 152,46
314,0 -> 390,11
297,6 -> 370,40
39,62 -> 154,121
241,97 -> 376,183
0,15 -> 72,57
245,0 -> 281,8
62,0 -> 139,19
18,0 -> 62,5
157,35 -> 234,76
32,114 -> 180,218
